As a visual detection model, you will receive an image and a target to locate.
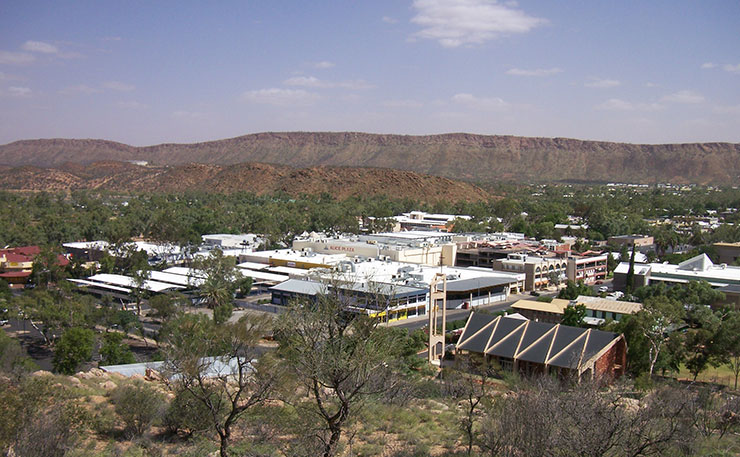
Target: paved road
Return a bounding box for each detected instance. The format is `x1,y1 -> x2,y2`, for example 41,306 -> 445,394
387,292 -> 535,331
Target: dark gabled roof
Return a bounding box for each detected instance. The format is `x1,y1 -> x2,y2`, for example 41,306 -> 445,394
516,330 -> 556,364
457,313 -> 497,353
456,313 -> 622,373
549,326 -> 588,359
458,312 -> 496,341
515,322 -> 557,364
517,321 -> 554,350
548,333 -> 589,369
487,322 -> 526,358
581,330 -> 620,363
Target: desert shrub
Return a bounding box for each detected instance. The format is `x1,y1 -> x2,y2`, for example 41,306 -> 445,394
110,381 -> 167,438
90,402 -> 118,436
13,404 -> 81,457
164,388 -> 213,437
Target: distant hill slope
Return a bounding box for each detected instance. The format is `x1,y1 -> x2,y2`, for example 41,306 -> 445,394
0,161 -> 491,202
1,132 -> 739,184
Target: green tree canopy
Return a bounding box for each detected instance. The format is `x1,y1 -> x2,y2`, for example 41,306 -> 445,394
52,327 -> 95,375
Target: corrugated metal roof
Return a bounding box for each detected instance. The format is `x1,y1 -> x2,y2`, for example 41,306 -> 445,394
269,279 -> 326,296
86,274 -> 185,293
510,298 -> 570,314
445,276 -> 515,292
101,356 -> 252,378
238,269 -> 288,283
573,295 -> 642,315
69,278 -> 132,293
148,270 -> 202,287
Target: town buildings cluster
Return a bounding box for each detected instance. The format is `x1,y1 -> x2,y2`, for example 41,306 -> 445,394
4,210 -> 740,383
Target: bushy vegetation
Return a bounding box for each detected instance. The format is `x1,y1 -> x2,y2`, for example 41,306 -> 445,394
2,184 -> 740,455
2,185 -> 740,252
110,382 -> 167,438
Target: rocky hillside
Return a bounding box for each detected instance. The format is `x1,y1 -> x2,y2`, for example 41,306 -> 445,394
1,132 -> 738,185
0,161 -> 492,202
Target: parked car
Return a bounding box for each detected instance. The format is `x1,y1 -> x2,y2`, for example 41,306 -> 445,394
598,286 -> 609,293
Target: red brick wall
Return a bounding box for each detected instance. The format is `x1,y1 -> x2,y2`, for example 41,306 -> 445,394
593,337 -> 626,379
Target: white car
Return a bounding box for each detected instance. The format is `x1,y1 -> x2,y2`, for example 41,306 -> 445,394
598,286 -> 609,293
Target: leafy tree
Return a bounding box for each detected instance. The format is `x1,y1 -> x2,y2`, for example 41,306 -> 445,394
365,216 -> 396,233
716,310 -> 740,390
235,276 -> 253,298
606,249 -> 618,274
107,309 -> 139,334
633,296 -> 685,378
625,245 -> 637,294
0,279 -> 10,301
99,332 -> 136,366
680,280 -> 725,310
164,313 -> 279,457
276,289 -> 406,457
97,252 -> 116,274
557,280 -> 593,300
548,270 -> 562,288
0,329 -> 36,378
148,292 -> 188,322
13,290 -> 96,345
130,266 -> 151,316
618,243 -> 629,263
114,243 -> 150,275
381,327 -> 427,375
561,303 -> 587,327
213,302 -> 233,325
52,327 -> 95,375
191,248 -> 240,322
30,245 -> 67,289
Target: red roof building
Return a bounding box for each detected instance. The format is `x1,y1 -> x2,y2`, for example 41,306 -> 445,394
0,246 -> 69,286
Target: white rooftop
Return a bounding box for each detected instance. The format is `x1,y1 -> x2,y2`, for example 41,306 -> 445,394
616,253 -> 740,286
163,267 -> 205,278
306,257 -> 524,289
86,273 -> 185,293
147,270 -> 203,287
245,249 -> 348,265
69,278 -> 131,293
236,261 -> 271,271
236,268 -> 289,283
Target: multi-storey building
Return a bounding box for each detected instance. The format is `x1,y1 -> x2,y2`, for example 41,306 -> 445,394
566,253 -> 608,284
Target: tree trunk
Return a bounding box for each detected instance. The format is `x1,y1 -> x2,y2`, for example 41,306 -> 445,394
466,421 -> 474,456
219,432 -> 231,457
323,426 -> 342,457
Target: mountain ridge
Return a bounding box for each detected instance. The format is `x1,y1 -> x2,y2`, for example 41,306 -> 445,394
1,132 -> 738,184
0,161 -> 492,202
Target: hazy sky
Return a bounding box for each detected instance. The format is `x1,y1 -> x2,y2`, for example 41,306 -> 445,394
1,0 -> 739,146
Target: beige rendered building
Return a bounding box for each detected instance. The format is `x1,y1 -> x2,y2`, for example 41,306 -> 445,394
491,253 -> 566,291
293,233 -> 457,267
